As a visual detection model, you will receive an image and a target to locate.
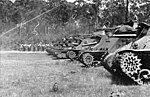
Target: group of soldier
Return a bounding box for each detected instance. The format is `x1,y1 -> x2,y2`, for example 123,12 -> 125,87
18,42 -> 50,51
17,36 -> 81,51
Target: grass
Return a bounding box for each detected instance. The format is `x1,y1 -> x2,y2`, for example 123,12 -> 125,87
0,52 -> 150,97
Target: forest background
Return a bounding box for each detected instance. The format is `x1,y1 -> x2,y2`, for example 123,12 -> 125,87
0,0 -> 150,50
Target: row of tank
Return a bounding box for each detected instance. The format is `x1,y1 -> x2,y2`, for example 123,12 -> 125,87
46,22 -> 150,85
17,34 -> 91,51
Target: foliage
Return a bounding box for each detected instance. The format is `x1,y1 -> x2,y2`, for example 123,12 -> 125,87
0,0 -> 150,50
129,0 -> 150,22
0,0 -> 150,26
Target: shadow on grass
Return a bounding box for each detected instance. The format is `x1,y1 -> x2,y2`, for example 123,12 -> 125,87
47,54 -> 69,60
110,74 -> 137,86
47,53 -> 52,56
51,57 -> 68,60
81,65 -> 91,68
79,64 -> 137,86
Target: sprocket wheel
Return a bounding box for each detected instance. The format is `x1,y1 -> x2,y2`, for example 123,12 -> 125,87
82,53 -> 94,67
67,51 -> 76,59
120,52 -> 142,84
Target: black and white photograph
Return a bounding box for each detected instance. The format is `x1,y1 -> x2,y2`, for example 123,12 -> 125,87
0,0 -> 150,97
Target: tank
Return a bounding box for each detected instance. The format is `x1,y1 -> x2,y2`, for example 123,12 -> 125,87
50,35 -> 82,50
103,22 -> 150,85
46,34 -> 101,59
46,35 -> 84,55
63,34 -> 102,60
78,25 -> 137,67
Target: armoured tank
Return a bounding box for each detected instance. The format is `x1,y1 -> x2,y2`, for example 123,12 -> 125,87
78,25 -> 137,67
50,35 -> 82,50
103,22 -> 150,85
62,34 -> 102,60
46,34 -> 101,59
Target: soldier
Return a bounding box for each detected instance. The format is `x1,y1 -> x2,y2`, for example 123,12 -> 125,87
104,22 -> 114,37
133,14 -> 139,29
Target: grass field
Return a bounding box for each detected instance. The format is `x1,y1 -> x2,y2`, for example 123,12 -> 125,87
0,51 -> 150,97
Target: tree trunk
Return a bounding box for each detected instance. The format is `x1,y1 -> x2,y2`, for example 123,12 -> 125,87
125,0 -> 129,22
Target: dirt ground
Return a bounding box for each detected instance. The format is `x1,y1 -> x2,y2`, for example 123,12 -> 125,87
0,51 -> 150,97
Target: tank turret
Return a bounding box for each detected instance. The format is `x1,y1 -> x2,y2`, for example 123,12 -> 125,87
103,22 -> 150,85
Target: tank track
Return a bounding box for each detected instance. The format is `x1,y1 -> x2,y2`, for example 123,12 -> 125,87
116,52 -> 150,85
81,52 -> 108,67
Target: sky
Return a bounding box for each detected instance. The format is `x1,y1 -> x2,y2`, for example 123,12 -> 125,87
67,0 -> 93,3
66,0 -> 76,2
10,0 -> 15,3
10,0 -> 93,3
10,0 -> 76,3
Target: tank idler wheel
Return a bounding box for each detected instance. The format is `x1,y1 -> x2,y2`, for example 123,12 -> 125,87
82,53 -> 94,67
120,52 -> 143,84
103,53 -> 117,75
138,69 -> 150,84
67,51 -> 76,60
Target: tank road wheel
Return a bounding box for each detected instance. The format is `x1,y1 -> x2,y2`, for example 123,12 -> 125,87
120,52 -> 143,84
82,53 -> 94,67
67,51 -> 76,60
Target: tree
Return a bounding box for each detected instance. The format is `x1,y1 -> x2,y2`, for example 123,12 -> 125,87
129,0 -> 150,22
0,0 -> 14,23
